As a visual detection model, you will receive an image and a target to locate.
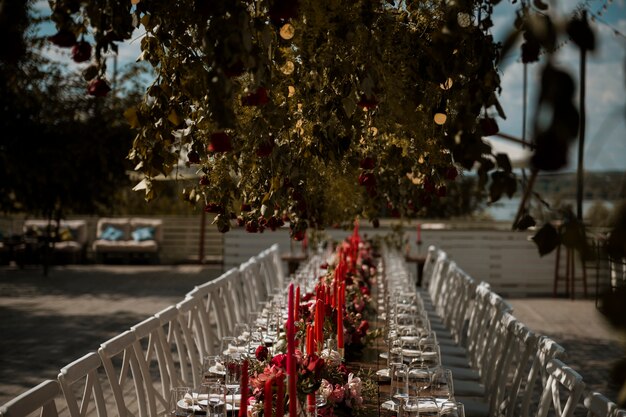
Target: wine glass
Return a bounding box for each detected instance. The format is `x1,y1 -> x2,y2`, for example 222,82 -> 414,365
205,383 -> 227,417
223,353 -> 242,412
220,337 -> 238,356
390,363 -> 409,407
169,387 -> 192,417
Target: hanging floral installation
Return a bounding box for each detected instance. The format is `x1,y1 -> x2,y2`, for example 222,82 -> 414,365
45,0 -> 603,239
45,0 -> 519,236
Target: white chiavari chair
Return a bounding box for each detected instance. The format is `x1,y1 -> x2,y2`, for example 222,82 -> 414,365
535,358 -> 585,417
0,380 -> 60,417
240,258 -> 267,306
174,298 -> 209,388
58,352 -> 110,417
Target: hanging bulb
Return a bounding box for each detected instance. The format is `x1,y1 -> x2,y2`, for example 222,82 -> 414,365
433,98 -> 447,125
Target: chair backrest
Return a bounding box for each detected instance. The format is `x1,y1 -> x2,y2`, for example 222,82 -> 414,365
155,306 -> 200,388
58,352 -> 109,417
131,316 -> 181,417
535,358 -> 585,417
0,380 -> 60,417
98,330 -> 150,417
520,336 -> 567,417
429,251 -> 452,304
584,392 -> 618,417
421,246 -> 439,287
446,268 -> 477,345
240,258 -> 266,305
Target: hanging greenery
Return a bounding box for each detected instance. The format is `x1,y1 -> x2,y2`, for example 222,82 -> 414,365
46,0 -> 516,237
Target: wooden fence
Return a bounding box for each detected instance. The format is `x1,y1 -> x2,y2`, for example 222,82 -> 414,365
1,216 -> 613,298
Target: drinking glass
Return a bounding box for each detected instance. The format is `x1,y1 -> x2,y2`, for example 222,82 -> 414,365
220,337 -> 238,356
202,355 -> 225,386
223,353 -> 242,411
416,397 -> 439,417
205,383 -> 228,417
400,396 -> 420,417
407,363 -> 431,397
169,387 -> 192,417
390,363 -> 409,406
430,367 -> 454,399
440,401 -> 465,417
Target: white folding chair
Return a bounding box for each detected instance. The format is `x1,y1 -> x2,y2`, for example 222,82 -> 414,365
0,380 -> 60,417
584,392 -> 618,417
535,358 -> 585,417
58,352 -> 110,417
240,259 -> 267,305
98,330 -> 152,417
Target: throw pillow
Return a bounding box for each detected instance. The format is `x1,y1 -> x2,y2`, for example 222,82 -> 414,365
59,227 -> 74,242
100,225 -> 124,241
132,226 -> 155,242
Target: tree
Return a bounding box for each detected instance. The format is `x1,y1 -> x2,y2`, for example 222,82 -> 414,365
0,2 -> 145,224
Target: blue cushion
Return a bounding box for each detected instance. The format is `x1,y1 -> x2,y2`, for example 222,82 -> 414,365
132,226 -> 155,242
99,225 -> 124,241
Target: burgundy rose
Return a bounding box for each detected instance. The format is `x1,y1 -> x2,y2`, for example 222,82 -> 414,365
436,186 -> 447,197
199,176 -> 209,186
445,166 -> 458,180
242,87 -> 269,106
204,203 -> 223,213
480,117 -> 499,136
358,172 -> 376,187
255,345 -> 269,361
271,353 -> 287,369
357,94 -> 378,110
87,78 -> 111,97
48,30 -> 76,48
188,150 -> 200,164
208,132 -> 232,153
71,41 -> 91,63
358,320 -> 369,335
359,157 -> 375,169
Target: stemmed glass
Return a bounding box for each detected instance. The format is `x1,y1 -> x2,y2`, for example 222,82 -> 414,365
204,383 -> 227,417
223,353 -> 242,412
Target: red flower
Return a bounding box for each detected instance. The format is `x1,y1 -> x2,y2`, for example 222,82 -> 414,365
271,353 -> 287,369
48,30 -> 76,48
87,78 -> 111,97
359,157 -> 375,169
208,132 -> 232,153
358,172 -> 376,187
71,41 -> 91,63
204,203 -> 223,213
256,345 -> 269,361
242,87 -> 269,106
304,355 -> 325,378
358,320 -> 369,335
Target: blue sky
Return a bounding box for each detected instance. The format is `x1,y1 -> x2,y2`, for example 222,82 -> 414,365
35,1 -> 626,172
489,0 -> 626,172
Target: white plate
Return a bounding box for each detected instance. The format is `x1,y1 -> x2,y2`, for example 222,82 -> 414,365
376,368 -> 390,381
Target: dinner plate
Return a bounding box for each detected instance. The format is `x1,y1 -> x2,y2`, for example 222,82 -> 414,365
375,368 -> 390,382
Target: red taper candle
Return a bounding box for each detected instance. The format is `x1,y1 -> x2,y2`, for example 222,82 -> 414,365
276,375 -> 285,417
239,360 -> 249,417
264,378 -> 273,417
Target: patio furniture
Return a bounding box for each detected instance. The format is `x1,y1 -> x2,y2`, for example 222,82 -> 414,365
92,218 -> 163,263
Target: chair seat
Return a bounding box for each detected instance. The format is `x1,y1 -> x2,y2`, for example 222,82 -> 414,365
441,353 -> 472,368
439,344 -> 467,357
448,366 -> 480,381
457,397 -> 489,417
453,379 -> 485,398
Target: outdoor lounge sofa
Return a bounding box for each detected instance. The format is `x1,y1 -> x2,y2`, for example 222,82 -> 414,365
92,217 -> 163,263
21,219 -> 88,264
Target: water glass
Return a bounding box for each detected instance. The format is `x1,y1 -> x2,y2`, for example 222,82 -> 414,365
202,355 -> 224,386
430,367 -> 454,399
416,397 -> 439,417
408,363 -> 431,396
169,387 -> 192,417
400,396 -> 420,417
390,363 -> 409,405
440,401 -> 465,417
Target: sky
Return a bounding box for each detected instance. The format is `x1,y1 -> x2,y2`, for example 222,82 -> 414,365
489,0 -> 626,172
35,0 -> 626,173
